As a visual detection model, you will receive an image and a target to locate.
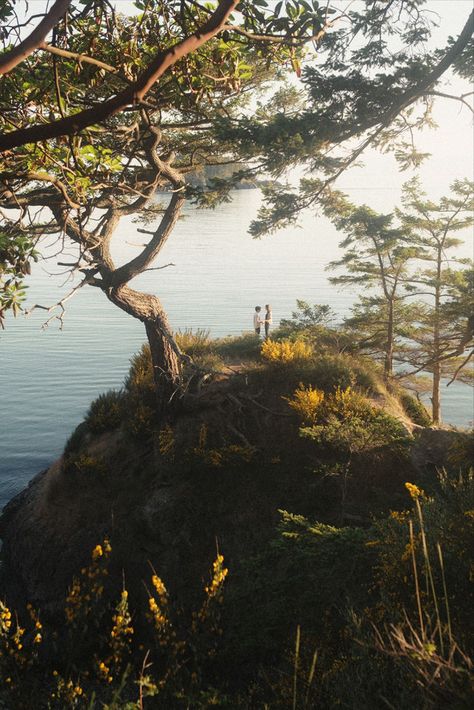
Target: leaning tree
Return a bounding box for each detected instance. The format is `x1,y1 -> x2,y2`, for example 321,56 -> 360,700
0,0 -> 321,410
1,0 -> 473,412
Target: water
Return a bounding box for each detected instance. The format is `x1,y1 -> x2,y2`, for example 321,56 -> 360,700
0,191 -> 472,509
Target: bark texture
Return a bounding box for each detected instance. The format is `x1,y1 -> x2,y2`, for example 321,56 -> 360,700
108,284 -> 182,412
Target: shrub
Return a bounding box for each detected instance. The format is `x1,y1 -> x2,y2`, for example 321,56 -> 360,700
305,354 -> 356,392
279,300 -> 336,331
64,422 -> 88,456
214,332 -> 262,360
85,390 -> 126,434
286,384 -> 325,423
0,540 -> 229,710
124,401 -> 156,440
176,328 -> 213,358
287,385 -> 411,457
190,351 -> 225,373
124,344 -> 154,395
400,392 -> 432,427
447,432 -> 474,472
261,338 -> 313,364
228,475 -> 474,708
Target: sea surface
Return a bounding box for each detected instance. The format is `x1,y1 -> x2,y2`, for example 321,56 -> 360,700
0,191 -> 472,510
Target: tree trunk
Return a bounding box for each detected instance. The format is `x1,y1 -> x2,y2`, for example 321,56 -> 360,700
432,362 -> 441,426
432,248 -> 442,425
145,319 -> 181,413
105,284 -> 182,414
384,299 -> 394,381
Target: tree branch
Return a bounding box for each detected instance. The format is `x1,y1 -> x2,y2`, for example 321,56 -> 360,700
446,348 -> 474,386
0,0 -> 239,151
39,42 -> 121,77
0,0 -> 71,75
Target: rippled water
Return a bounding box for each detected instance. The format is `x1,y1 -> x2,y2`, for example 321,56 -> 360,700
0,191 -> 472,509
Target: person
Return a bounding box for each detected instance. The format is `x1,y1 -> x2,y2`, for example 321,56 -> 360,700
264,304 -> 272,339
253,306 -> 263,335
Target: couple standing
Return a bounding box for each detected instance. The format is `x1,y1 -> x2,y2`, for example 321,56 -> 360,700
254,305 -> 272,338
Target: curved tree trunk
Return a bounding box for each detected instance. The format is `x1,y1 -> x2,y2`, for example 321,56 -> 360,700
145,319 -> 181,411
106,284 -> 182,414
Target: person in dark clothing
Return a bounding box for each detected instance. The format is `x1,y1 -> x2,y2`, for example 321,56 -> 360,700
264,304 -> 272,339
253,306 -> 262,335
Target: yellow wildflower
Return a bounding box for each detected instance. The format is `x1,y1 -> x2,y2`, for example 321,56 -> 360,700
405,482 -> 424,499
92,544 -> 103,560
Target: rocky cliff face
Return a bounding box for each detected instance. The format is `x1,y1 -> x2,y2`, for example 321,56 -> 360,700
1,372 -> 466,618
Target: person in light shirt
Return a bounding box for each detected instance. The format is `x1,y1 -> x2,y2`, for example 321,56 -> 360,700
264,304 -> 272,339
253,306 -> 263,335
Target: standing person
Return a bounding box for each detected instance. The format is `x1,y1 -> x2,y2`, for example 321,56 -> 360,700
264,304 -> 272,339
253,306 -> 262,335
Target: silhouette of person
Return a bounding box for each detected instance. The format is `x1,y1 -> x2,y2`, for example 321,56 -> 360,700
264,304 -> 272,339
253,306 -> 263,335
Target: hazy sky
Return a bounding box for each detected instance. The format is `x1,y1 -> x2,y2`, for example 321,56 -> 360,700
336,1 -> 474,212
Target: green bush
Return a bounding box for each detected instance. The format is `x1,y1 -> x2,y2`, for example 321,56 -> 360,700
190,351 -> 225,373
214,332 -> 262,360
124,401 -> 156,440
400,392 -> 432,427
176,328 -> 213,358
226,474 -> 474,707
64,422 -> 89,456
124,344 -> 154,395
295,386 -> 412,457
85,390 -> 126,434
305,354 -> 357,392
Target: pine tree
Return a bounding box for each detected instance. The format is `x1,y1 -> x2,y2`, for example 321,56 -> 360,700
397,178 -> 474,424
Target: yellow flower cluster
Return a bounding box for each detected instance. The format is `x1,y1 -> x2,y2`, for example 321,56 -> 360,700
286,384 -> 325,422
53,676 -> 84,702
405,482 -> 425,500
205,554 -> 228,600
331,386 -> 369,418
0,601 -> 26,669
261,338 -> 313,364
0,602 -> 12,633
97,660 -> 113,683
109,589 -> 134,668
147,573 -> 174,646
148,596 -> 167,628
151,574 -> 168,600
65,538 -> 111,624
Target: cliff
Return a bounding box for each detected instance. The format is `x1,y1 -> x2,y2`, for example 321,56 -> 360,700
0,344 -> 464,616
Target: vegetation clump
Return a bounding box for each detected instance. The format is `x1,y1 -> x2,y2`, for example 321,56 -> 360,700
1,475 -> 473,708
400,392 -> 433,427
261,338 -> 313,364
85,391 -> 126,434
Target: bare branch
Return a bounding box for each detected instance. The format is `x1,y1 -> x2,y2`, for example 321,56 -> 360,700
39,42 -> 121,77
25,273 -> 98,330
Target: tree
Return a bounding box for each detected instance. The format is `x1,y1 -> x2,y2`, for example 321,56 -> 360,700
321,193 -> 416,381
0,0 -> 330,149
397,178 -> 474,424
1,1 -> 473,413
0,1 -> 315,411
215,2 -> 473,236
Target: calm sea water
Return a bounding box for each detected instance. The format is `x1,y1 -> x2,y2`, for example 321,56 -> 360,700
0,191 -> 472,509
